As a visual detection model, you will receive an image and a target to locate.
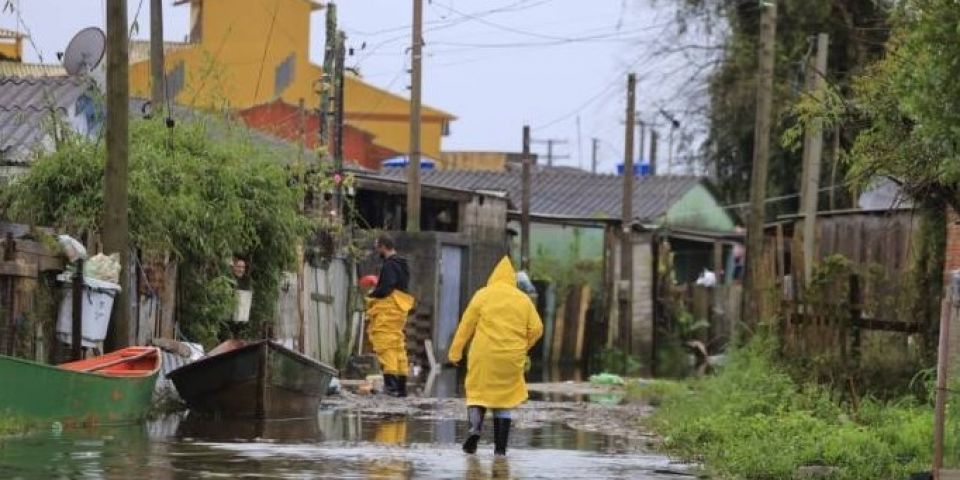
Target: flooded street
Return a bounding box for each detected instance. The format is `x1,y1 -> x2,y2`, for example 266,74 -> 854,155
0,389 -> 692,479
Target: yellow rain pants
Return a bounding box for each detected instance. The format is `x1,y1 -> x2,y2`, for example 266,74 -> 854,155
448,257 -> 544,409
366,290 -> 415,376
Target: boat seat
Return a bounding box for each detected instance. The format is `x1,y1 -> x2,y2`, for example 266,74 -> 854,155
96,370 -> 153,377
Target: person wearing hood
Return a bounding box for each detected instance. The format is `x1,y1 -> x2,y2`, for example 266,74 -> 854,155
448,257 -> 544,456
366,234 -> 415,397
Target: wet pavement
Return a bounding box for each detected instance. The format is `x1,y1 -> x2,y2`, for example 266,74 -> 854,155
0,368 -> 694,479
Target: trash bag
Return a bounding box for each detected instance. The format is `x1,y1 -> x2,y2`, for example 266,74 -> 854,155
56,235 -> 87,263
84,253 -> 121,283
589,373 -> 625,386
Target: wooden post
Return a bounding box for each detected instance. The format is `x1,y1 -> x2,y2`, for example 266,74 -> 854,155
746,0 -> 777,326
318,2 -> 337,158
72,260 -> 84,360
848,274 -> 861,363
149,0 -> 165,108
800,33 -> 829,286
406,0 -> 424,232
297,98 -> 305,161
521,125 -> 532,271
829,128 -> 840,211
104,0 -> 131,349
591,138 -> 599,174
620,73 -> 637,353
650,130 -> 658,176
933,272 -> 960,475
333,31 -> 346,216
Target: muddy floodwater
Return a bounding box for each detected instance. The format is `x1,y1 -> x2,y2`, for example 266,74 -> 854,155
0,373 -> 694,479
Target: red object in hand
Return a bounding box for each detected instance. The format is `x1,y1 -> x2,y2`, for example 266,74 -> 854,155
359,275 -> 378,289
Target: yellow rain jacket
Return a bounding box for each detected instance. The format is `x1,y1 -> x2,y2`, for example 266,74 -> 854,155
448,257 -> 544,409
366,290 -> 415,375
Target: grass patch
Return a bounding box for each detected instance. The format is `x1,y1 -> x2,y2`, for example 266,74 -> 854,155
626,379 -> 689,407
646,340 -> 933,479
0,414 -> 35,437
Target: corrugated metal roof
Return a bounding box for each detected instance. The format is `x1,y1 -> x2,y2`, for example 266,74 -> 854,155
0,61 -> 66,77
375,165 -> 702,221
0,75 -> 97,164
129,40 -> 193,64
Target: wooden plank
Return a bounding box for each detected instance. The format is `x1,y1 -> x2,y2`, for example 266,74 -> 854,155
0,261 -> 37,278
574,285 -> 591,362
853,317 -> 921,333
551,296 -> 566,365
940,469 -> 960,480
775,224 -> 786,279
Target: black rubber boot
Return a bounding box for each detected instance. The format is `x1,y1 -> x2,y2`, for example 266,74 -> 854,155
396,375 -> 408,398
493,418 -> 511,456
382,374 -> 398,396
462,406 -> 486,454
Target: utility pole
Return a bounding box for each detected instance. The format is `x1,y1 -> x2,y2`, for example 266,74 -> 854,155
406,0 -> 424,232
149,0 -> 164,108
318,2 -> 337,160
333,31 -> 346,216
104,0 -> 131,349
591,138 -> 599,174
800,33 -> 829,286
620,73 -> 637,354
532,138 -> 569,167
746,0 -> 778,326
650,130 -> 659,176
638,120 -> 646,169
521,125 -> 532,271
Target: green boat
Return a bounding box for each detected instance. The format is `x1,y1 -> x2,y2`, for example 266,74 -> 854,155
0,347 -> 161,427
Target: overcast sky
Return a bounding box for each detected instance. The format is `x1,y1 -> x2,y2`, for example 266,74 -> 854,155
11,0 -> 715,174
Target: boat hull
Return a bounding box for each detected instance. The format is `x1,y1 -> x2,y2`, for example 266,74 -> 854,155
168,340 -> 338,419
0,348 -> 161,426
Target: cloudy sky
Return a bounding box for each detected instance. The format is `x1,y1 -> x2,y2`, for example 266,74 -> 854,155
10,0 -> 716,173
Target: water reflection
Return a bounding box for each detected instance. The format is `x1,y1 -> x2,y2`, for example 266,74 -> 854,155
0,411 -> 688,479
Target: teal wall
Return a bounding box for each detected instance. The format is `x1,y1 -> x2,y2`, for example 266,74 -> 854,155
664,184 -> 736,232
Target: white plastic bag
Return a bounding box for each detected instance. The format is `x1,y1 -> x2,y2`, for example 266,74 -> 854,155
84,253 -> 121,283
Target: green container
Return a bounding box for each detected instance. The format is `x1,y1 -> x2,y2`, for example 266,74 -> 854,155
0,350 -> 160,427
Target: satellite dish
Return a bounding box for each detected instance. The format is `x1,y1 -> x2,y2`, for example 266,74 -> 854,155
63,27 -> 106,76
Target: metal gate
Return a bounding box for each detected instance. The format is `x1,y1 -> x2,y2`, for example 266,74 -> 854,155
435,245 -> 464,362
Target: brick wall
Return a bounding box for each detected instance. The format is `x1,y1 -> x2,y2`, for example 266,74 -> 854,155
237,100 -> 399,170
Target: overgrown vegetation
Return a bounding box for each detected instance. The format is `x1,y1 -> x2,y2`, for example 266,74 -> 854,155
0,415 -> 34,437
648,339 -> 934,479
664,0 -> 890,216
2,116 -> 316,347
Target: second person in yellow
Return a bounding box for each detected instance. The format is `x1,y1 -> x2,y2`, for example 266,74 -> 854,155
366,235 -> 415,398
448,256 -> 543,456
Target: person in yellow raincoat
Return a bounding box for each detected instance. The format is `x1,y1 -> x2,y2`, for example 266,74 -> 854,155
366,235 -> 416,397
448,256 -> 543,456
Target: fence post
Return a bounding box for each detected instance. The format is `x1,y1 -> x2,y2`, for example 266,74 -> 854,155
933,271 -> 960,475
849,274 -> 862,364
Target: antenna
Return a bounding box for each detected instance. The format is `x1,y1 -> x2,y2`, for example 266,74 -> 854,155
63,27 -> 106,76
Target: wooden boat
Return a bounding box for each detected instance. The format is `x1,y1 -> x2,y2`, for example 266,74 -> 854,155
0,347 -> 161,426
167,340 -> 338,419
176,412 -> 322,442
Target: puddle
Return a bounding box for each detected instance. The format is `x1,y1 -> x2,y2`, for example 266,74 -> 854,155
0,409 -> 691,479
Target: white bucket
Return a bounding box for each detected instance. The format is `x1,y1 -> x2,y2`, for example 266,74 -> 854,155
55,278 -> 121,348
233,289 -> 252,323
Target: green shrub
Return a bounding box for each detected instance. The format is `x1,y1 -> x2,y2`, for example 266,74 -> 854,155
649,339 -> 932,479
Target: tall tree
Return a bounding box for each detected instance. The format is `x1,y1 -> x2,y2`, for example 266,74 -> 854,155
667,0 -> 890,216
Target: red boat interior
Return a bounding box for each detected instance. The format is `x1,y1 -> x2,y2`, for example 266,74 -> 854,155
58,347 -> 160,377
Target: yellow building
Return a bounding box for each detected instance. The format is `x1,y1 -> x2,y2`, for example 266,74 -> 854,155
129,0 -> 455,159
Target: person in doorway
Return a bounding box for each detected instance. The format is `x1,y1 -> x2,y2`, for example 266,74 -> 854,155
366,234 -> 415,398
448,257 -> 544,456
